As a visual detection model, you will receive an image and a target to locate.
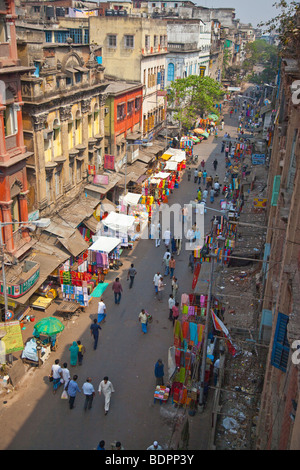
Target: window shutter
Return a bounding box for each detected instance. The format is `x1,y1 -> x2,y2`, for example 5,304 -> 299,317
271,175 -> 281,206
271,312 -> 290,372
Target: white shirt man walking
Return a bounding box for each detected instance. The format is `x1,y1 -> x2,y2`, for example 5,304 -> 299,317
98,376 -> 115,415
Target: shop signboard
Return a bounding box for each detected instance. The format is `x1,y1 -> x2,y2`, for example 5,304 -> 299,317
0,321 -> 24,354
252,154 -> 266,165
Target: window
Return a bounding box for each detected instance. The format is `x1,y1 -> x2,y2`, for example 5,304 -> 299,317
54,31 -> 68,43
135,97 -> 141,112
68,28 -> 82,44
127,100 -> 134,116
75,72 -> 82,83
4,90 -> 18,137
66,76 -> 73,86
167,63 -> 175,82
124,35 -> 134,49
84,29 -> 89,44
271,313 -> 290,372
45,31 -> 52,43
69,163 -> 74,186
154,35 -> 158,49
88,115 -> 93,138
46,175 -> 52,201
53,122 -> 61,158
94,107 -> 100,135
117,103 -> 126,121
76,160 -> 82,182
145,35 -> 150,50
75,117 -> 82,145
108,35 -> 117,47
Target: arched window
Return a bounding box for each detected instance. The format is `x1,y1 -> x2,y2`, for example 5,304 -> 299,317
167,63 -> 175,82
4,89 -> 18,137
93,104 -> 99,136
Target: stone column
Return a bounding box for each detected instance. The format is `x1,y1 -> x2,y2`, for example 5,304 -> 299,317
32,112 -> 48,211
0,108 -> 8,162
59,105 -> 72,192
81,98 -> 91,177
1,203 -> 14,253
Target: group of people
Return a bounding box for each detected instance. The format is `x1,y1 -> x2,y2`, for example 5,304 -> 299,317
50,359 -> 115,414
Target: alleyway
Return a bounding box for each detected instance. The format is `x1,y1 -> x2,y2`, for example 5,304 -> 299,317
0,106 -> 239,450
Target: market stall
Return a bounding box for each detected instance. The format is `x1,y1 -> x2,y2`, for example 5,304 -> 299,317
88,235 -> 122,273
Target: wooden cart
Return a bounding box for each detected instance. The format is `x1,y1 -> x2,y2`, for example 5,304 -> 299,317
54,300 -> 84,320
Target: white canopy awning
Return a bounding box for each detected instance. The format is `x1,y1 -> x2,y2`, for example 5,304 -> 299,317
169,154 -> 186,163
89,236 -> 121,253
123,192 -> 142,206
164,161 -> 178,171
102,211 -> 136,232
152,172 -> 170,179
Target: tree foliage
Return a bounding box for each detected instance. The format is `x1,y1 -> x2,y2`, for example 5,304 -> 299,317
167,75 -> 224,130
258,1 -> 300,56
242,39 -> 279,85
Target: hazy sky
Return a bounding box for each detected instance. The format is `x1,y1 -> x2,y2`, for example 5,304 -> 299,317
196,0 -> 284,27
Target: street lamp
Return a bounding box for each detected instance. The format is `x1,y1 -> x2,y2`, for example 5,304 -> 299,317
0,218 -> 50,320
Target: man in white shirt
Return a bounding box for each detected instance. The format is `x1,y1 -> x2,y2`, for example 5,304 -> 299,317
97,298 -> 106,323
83,377 -> 95,411
51,359 -> 62,394
98,376 -> 115,415
168,294 -> 175,321
61,362 -> 70,390
147,441 -> 162,450
163,229 -> 171,248
153,272 -> 161,296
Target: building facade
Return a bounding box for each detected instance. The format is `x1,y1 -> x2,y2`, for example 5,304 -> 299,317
256,47 -> 300,449
0,0 -> 33,254
16,22 -> 108,217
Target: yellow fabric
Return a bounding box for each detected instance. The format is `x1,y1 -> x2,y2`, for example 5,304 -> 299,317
161,153 -> 172,161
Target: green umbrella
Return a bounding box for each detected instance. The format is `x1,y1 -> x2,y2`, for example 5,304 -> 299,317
34,317 -> 65,336
201,132 -> 210,139
208,114 -> 219,121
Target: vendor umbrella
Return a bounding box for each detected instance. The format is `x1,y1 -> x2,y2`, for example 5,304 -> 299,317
208,114 -> 219,121
34,317 -> 65,336
194,128 -> 205,134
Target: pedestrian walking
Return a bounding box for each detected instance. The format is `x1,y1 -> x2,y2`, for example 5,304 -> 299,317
83,377 -> 95,411
77,340 -> 85,366
171,276 -> 179,301
98,376 -> 115,415
198,169 -> 202,185
171,237 -> 177,255
169,256 -> 176,278
168,294 -> 175,320
154,359 -> 164,386
210,188 -> 215,204
163,254 -> 170,276
213,358 -> 220,386
127,263 -> 137,288
176,238 -> 182,256
163,228 -> 171,249
197,188 -> 202,202
50,359 -> 62,394
213,158 -> 218,171
202,188 -> 208,203
201,159 -> 205,169
111,441 -> 124,450
61,363 -> 70,390
155,222 -> 161,247
157,276 -> 165,302
172,302 -> 180,326
187,167 -> 191,181
202,170 -> 207,187
139,309 -> 148,334
153,271 -> 161,296
68,375 -> 81,409
112,277 -> 123,304
69,341 -> 79,367
147,441 -> 162,450
97,298 -> 107,323
90,318 -> 102,350
193,169 -> 198,183
188,252 -> 194,273
96,440 -> 106,450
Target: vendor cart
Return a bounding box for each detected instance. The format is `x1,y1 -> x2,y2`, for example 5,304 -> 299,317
54,300 -> 84,320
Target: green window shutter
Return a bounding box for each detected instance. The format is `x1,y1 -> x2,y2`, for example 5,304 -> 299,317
271,175 -> 281,206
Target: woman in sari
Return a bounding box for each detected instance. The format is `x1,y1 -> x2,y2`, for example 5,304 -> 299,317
69,341 -> 79,367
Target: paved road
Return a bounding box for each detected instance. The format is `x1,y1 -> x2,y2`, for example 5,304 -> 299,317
0,109 -> 239,450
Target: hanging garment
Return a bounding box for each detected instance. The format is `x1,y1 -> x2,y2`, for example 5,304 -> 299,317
189,322 -> 198,345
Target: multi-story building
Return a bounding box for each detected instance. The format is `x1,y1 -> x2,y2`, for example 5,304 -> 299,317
89,14 -> 167,141
165,18 -> 211,86
256,31 -> 300,449
0,0 -> 33,254
16,21 -> 108,216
